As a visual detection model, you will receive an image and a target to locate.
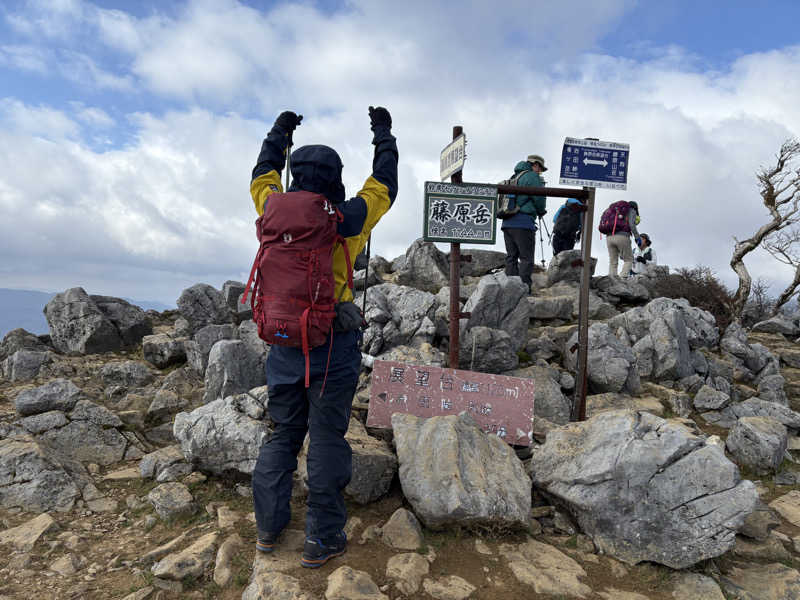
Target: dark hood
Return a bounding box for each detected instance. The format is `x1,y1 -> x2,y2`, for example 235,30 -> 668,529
288,144 -> 346,204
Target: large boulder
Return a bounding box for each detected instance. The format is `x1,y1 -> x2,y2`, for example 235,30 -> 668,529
546,249 -> 596,287
177,283 -> 233,334
454,249 -> 506,277
726,416 -> 787,475
593,276 -> 650,303
394,239 -> 450,293
732,399 -> 800,429
38,402 -> 129,466
203,340 -> 266,404
14,379 -> 84,417
90,295 -> 152,346
142,334 -> 187,369
564,323 -> 640,394
2,350 -> 53,382
0,328 -> 49,361
392,412 -> 531,530
43,287 -> 123,354
361,284 -> 437,356
0,435 -> 89,512
460,272 -> 529,352
721,323 -> 776,381
184,323 -> 237,375
530,410 -> 758,568
752,314 -> 800,336
458,326 -> 519,373
505,365 -> 570,425
173,394 -> 270,476
609,297 -> 719,353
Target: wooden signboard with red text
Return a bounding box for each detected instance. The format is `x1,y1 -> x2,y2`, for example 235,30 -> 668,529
366,360 -> 535,446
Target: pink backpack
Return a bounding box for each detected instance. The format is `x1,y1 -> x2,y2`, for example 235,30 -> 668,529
598,201 -> 631,235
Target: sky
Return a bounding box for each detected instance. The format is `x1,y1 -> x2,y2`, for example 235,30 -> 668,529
1,0 -> 800,307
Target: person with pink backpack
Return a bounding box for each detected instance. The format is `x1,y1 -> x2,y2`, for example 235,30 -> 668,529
597,200 -> 641,278
246,107 -> 397,568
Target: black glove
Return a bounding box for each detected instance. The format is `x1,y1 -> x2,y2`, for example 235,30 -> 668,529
333,301 -> 366,332
274,111 -> 303,135
636,256 -> 646,264
369,106 -> 391,131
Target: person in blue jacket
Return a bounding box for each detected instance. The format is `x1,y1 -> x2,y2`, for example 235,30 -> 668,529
502,154 -> 547,291
249,107 -> 398,568
551,197 -> 586,255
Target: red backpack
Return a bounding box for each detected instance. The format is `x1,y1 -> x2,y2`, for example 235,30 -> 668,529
598,201 -> 632,235
243,191 -> 353,386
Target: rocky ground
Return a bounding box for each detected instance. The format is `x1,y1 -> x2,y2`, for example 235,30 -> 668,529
4,242 -> 800,599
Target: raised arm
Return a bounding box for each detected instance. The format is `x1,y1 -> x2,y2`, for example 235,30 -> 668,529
249,111 -> 303,216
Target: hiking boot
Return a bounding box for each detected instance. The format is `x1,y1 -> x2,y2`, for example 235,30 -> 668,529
256,531 -> 279,553
300,531 -> 347,568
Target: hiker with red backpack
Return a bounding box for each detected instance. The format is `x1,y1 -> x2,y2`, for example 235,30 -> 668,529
247,107 -> 397,567
598,200 -> 641,278
499,154 -> 548,292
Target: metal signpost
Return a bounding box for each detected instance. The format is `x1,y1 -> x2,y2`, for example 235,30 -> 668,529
557,137 -> 629,420
367,360 -> 535,446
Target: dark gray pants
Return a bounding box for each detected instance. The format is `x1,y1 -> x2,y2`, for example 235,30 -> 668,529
504,228 -> 535,288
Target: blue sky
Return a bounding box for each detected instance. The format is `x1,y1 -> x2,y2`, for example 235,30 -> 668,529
1,0 -> 800,307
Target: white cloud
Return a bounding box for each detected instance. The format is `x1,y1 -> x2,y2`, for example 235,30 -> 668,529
1,1 -> 800,304
0,44 -> 49,73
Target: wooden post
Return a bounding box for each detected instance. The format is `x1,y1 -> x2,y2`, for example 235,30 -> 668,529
448,125 -> 463,369
572,186 -> 596,421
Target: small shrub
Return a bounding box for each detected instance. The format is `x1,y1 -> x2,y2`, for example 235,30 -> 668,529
651,266 -> 733,330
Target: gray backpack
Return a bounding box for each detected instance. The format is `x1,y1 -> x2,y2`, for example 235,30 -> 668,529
496,170 -> 526,219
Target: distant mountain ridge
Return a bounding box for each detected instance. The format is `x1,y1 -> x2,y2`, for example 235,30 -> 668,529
0,288 -> 174,339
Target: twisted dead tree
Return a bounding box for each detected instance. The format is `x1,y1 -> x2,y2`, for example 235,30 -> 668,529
730,139 -> 800,322
762,228 -> 800,314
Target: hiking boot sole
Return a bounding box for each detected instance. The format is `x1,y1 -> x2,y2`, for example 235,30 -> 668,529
300,547 -> 346,568
256,540 -> 276,553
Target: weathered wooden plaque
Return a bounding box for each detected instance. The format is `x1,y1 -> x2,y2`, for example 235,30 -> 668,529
366,360 -> 535,446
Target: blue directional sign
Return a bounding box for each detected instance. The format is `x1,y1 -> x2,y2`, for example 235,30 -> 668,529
558,137 -> 630,190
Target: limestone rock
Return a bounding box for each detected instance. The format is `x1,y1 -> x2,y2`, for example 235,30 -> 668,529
460,272 -> 529,352
0,512 -> 56,551
386,552 -> 429,595
394,239 -> 449,293
392,412 -> 531,530
547,249 -> 596,286
694,384 -> 730,411
184,323 -> 236,375
726,416 -> 787,475
458,326 -> 519,372
147,482 -> 195,520
177,283 -> 233,333
671,573 -> 725,600
90,295 -> 152,346
769,490 -> 800,527
202,340 -> 265,404
719,563 -> 800,600
213,532 -> 243,587
3,350 -> 53,382
0,435 -> 86,512
14,378 -> 84,417
530,410 -> 758,568
142,334 -> 186,369
151,531 -> 218,580
325,565 -> 388,600
506,364 -> 570,425
499,537 -> 591,598
564,323 -> 640,394
173,395 -> 270,476
381,508 -> 424,550
44,287 -> 123,354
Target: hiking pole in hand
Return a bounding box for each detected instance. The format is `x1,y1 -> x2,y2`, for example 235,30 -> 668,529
362,235 -> 371,315
538,218 -> 546,268
285,132 -> 292,192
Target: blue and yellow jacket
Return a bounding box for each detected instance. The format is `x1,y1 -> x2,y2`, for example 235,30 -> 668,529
250,120 -> 398,385
250,122 -> 398,304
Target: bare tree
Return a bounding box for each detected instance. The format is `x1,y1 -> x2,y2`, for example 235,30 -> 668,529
730,139 -> 800,321
763,228 -> 800,314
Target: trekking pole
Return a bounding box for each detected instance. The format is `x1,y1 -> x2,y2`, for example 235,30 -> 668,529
537,219 -> 546,267
284,133 -> 292,192
362,235 -> 371,315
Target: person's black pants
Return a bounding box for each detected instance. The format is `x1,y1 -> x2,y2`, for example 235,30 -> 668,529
503,228 -> 535,288
552,232 -> 577,255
